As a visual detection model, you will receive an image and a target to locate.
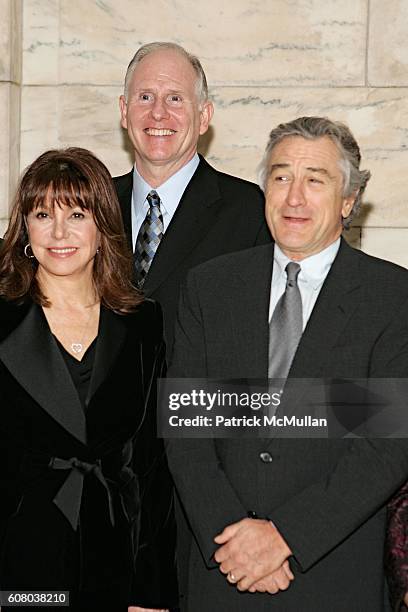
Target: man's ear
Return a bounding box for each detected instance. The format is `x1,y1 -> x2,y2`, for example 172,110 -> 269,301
119,95 -> 128,129
199,101 -> 214,136
341,190 -> 358,219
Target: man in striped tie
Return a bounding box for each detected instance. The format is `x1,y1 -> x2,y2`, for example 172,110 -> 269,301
115,41 -> 271,612
115,41 -> 271,354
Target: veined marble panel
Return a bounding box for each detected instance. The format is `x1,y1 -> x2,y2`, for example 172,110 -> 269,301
361,228 -> 408,268
20,84 -> 132,176
19,83 -> 408,231
0,218 -> 9,236
8,82 -> 21,202
368,0 -> 408,86
0,0 -> 22,83
0,0 -> 12,81
58,0 -> 366,86
0,83 -> 10,219
10,0 -> 23,83
342,227 -> 361,250
206,86 -> 408,227
0,83 -> 20,231
20,85 -> 58,170
23,0 -> 59,85
58,85 -> 133,174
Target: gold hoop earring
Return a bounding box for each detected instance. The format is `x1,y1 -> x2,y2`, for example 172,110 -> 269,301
24,244 -> 35,259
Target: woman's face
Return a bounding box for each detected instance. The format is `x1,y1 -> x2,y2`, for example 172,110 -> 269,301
26,200 -> 101,282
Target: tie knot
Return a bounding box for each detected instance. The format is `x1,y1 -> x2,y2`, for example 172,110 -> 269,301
285,261 -> 301,287
146,190 -> 161,209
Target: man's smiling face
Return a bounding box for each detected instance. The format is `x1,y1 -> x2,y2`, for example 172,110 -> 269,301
264,135 -> 355,261
120,48 -> 213,184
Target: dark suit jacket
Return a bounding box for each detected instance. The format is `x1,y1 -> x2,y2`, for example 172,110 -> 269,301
114,155 -> 271,354
167,239 -> 408,611
0,298 -> 177,609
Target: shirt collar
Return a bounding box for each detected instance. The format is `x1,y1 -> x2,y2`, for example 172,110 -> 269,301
274,238 -> 341,290
132,153 -> 200,216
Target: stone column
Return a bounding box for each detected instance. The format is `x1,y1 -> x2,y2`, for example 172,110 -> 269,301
0,0 -> 22,236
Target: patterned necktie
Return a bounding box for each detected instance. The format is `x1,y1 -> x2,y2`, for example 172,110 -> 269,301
134,190 -> 164,288
268,262 -> 303,380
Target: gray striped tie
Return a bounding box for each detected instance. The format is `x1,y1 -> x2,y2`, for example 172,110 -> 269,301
134,190 -> 164,288
268,262 -> 303,380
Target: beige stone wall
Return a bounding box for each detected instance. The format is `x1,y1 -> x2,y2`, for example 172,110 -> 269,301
0,0 -> 22,236
1,0 -> 408,267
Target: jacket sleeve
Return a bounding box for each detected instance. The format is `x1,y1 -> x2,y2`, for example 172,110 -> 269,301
268,437 -> 408,572
130,301 -> 179,609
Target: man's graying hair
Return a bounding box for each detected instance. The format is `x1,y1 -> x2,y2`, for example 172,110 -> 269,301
123,41 -> 209,104
258,116 -> 371,228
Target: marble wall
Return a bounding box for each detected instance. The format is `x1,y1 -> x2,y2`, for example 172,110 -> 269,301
0,0 -> 22,236
1,0 -> 408,267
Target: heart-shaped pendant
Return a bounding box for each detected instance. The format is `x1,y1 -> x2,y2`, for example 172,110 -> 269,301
71,343 -> 83,354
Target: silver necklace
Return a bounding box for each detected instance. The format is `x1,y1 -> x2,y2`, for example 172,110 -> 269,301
69,306 -> 95,354
71,341 -> 85,354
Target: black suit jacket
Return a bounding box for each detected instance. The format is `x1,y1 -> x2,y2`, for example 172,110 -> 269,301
167,239 -> 408,611
0,298 -> 177,609
114,156 -> 271,354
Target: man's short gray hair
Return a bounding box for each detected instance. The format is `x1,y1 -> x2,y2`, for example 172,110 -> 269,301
258,116 -> 371,228
123,41 -> 209,104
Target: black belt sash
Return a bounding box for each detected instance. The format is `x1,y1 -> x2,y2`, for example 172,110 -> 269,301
48,455 -> 138,531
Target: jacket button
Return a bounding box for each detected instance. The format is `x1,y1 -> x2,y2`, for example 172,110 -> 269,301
260,452 -> 273,463
247,510 -> 258,519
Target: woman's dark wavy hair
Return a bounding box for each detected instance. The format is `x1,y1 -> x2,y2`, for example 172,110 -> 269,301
0,147 -> 142,312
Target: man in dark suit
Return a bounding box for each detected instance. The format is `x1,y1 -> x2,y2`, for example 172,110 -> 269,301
114,41 -> 270,353
166,116 -> 408,611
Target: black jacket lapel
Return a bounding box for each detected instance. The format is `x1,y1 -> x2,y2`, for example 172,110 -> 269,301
0,302 -> 86,443
115,159 -> 226,296
115,170 -> 133,253
86,306 -> 127,405
144,157 -> 223,295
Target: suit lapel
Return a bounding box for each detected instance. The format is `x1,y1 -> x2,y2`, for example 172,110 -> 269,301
0,302 -> 86,443
86,306 -> 127,405
115,160 -> 226,296
289,239 -> 362,378
144,158 -> 223,295
115,170 -> 133,253
267,240 -> 363,442
228,244 -> 274,378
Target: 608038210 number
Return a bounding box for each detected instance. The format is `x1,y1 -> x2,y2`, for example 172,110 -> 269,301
0,591 -> 69,606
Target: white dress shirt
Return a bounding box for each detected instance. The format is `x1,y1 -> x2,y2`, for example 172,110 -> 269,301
269,239 -> 341,329
131,153 -> 200,249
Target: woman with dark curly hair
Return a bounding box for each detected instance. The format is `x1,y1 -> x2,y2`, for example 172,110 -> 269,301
0,148 -> 177,611
387,482 -> 408,611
